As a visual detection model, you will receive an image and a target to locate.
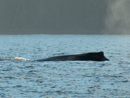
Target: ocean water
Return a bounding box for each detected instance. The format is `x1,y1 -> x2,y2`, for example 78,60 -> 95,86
0,34 -> 129,98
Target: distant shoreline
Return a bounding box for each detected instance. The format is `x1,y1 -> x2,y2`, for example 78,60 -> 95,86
0,29 -> 130,35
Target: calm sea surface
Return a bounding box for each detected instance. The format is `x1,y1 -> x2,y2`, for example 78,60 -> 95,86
0,34 -> 130,98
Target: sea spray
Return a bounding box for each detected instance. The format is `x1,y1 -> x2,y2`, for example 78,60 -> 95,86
106,0 -> 130,34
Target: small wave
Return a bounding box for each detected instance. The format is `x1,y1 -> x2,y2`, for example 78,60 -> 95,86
14,57 -> 30,61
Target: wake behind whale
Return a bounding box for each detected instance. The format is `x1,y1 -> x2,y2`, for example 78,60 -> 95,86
0,57 -> 30,61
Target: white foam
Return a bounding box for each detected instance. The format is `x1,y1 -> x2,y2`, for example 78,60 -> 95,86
14,57 -> 30,61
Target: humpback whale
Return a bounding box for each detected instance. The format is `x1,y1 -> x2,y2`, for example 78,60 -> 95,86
36,51 -> 109,62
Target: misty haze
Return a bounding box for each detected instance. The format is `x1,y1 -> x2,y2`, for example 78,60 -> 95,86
0,0 -> 130,97
0,0 -> 130,34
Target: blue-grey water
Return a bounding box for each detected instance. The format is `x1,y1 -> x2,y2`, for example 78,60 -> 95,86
0,34 -> 130,98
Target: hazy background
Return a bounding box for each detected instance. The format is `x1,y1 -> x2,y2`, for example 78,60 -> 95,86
0,0 -> 130,34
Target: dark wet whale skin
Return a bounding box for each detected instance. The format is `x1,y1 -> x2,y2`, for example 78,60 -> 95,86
36,51 -> 109,61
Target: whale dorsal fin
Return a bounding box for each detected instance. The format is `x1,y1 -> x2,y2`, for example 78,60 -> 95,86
99,51 -> 104,56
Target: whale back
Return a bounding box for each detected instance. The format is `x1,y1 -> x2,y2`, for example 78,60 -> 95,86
36,51 -> 109,61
